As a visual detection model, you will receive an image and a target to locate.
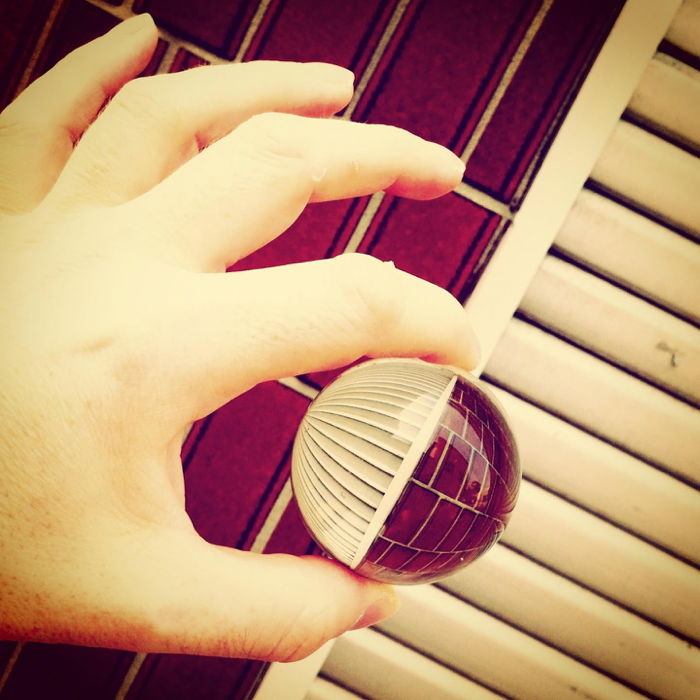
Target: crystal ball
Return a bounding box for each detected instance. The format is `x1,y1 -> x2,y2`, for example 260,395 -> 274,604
291,358 -> 520,584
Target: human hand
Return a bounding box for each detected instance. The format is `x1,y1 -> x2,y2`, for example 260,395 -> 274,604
0,14 -> 478,661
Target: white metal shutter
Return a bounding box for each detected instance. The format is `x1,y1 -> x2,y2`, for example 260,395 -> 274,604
304,1 -> 700,698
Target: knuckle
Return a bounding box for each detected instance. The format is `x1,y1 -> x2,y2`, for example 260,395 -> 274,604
333,254 -> 403,331
111,77 -> 172,123
236,112 -> 294,154
234,112 -> 311,182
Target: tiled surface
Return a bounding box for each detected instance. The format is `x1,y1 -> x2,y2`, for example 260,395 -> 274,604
244,0 -> 397,71
1,646 -> 134,700
356,193 -> 504,298
357,379 -> 519,584
464,0 -> 624,205
0,0 -> 622,697
352,0 -> 538,146
0,0 -> 55,108
133,0 -> 258,58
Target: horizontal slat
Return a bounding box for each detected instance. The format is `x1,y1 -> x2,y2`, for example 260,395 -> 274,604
377,585 -> 644,700
485,318 -> 700,483
666,0 -> 700,56
489,385 -> 700,564
503,480 -> 700,641
554,189 -> 700,323
441,544 -> 700,698
628,53 -> 700,151
306,678 -> 362,700
519,255 -> 700,404
590,120 -> 700,238
322,629 -> 501,700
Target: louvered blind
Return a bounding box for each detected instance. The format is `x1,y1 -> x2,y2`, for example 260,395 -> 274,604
303,2 -> 700,698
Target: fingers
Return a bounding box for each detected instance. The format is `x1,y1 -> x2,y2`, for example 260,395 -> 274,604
161,255 -> 479,416
144,538 -> 399,660
128,113 -> 465,270
88,528 -> 399,660
0,15 -> 157,214
46,62 -> 355,208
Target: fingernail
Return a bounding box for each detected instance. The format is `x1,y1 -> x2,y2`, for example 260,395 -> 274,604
310,63 -> 355,87
447,152 -> 466,181
429,143 -> 463,182
350,588 -> 400,630
112,13 -> 155,38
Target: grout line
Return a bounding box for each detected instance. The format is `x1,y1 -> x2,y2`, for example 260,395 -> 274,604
341,191 -> 385,254
13,0 -> 65,98
343,0 -> 412,120
84,0 -> 133,20
332,0 -> 411,262
461,0 -> 554,165
250,480 -> 294,553
234,0 -> 274,63
0,643 -> 23,694
114,652 -> 147,700
83,0 -> 223,69
158,40 -> 183,73
277,376 -> 319,401
454,182 -> 513,219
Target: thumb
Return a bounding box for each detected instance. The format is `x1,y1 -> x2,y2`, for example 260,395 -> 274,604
112,528 -> 400,661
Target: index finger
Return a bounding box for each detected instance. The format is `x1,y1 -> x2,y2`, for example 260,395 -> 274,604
127,113 -> 465,271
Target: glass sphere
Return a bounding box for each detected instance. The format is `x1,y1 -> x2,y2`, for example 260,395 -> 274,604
291,358 -> 520,584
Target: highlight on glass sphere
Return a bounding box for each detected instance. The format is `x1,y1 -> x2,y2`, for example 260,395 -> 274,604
291,358 -> 520,584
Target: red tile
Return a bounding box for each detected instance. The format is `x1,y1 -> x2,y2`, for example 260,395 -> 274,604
410,499 -> 461,550
140,38 -> 169,76
184,382 -> 309,549
460,514 -> 496,550
135,0 -> 257,58
1,644 -> 134,700
464,0 -> 624,204
481,427 -> 498,465
464,416 -> 484,453
431,435 -> 472,500
32,0 -> 119,81
414,426 -> 449,484
230,197 -> 367,273
484,470 -> 513,520
421,551 -> 456,572
263,497 -> 315,555
245,0 -> 397,75
401,550 -> 439,573
0,0 -> 54,108
459,451 -> 491,510
442,396 -> 467,437
382,483 -> 439,544
459,379 -> 483,414
357,194 -> 502,299
439,548 -> 484,575
126,654 -> 262,700
438,507 -> 478,552
169,47 -> 210,72
378,543 -> 417,569
354,0 -> 538,148
365,536 -> 393,564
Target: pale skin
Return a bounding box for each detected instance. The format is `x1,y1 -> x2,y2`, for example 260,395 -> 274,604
0,14 -> 480,661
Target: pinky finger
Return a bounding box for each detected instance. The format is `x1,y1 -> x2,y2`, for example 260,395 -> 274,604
0,14 -> 158,214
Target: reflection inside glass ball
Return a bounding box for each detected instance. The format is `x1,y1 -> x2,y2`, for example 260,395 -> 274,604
291,358 -> 520,584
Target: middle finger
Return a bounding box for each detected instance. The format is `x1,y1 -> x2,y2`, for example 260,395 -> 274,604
44,61 -> 354,209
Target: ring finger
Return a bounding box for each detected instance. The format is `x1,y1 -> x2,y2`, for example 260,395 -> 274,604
45,60 -> 354,209
0,14 -> 157,214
